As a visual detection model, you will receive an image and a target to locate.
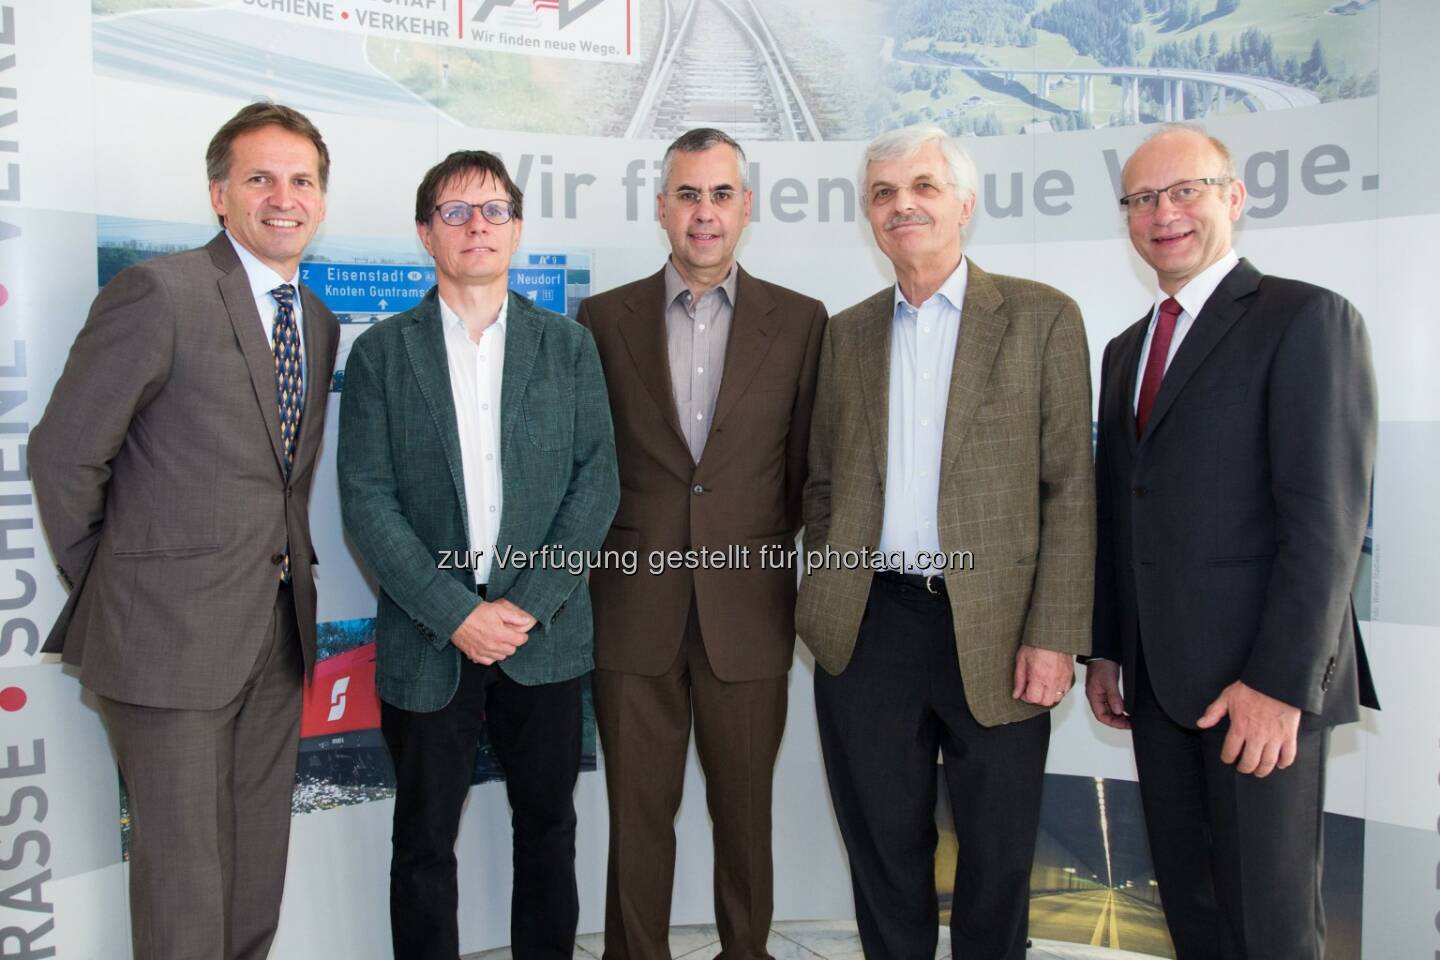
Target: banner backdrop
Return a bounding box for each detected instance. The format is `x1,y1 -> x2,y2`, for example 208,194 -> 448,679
1,0 -> 1436,957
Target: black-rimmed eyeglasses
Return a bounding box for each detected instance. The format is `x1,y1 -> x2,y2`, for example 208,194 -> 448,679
434,199 -> 515,226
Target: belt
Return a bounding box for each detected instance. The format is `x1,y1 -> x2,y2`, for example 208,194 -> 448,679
874,569 -> 947,598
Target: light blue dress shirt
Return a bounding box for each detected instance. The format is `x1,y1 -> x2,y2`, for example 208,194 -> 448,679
877,259 -> 968,573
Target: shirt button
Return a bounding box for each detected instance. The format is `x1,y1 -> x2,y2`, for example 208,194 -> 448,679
478,354 -> 486,362
692,484 -> 705,495
919,470 -> 928,478
489,506 -> 496,513
697,366 -> 704,374
922,372 -> 930,380
920,418 -> 929,427
698,324 -> 706,331
922,520 -> 931,528
482,403 -> 489,411
696,412 -> 704,420
922,326 -> 931,334
486,454 -> 493,461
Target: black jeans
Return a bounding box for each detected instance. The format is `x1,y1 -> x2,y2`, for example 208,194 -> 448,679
381,658 -> 583,960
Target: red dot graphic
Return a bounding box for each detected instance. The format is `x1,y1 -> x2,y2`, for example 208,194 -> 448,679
0,686 -> 26,712
341,10 -> 349,18
0,283 -> 9,307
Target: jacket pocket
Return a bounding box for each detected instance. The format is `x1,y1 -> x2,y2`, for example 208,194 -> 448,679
112,543 -> 221,559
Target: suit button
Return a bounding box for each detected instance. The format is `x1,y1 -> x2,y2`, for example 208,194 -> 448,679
1133,486 -> 1148,498
270,553 -> 285,565
692,484 -> 706,495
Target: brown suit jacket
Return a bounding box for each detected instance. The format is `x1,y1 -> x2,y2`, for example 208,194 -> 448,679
796,260 -> 1094,726
30,233 -> 338,709
578,265 -> 827,681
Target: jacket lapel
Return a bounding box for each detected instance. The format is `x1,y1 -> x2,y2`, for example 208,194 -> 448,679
617,269 -> 688,452
855,288 -> 893,486
1140,258 -> 1260,442
500,292 -> 541,451
709,266 -> 778,436
401,290 -> 468,517
940,261 -> 1009,481
211,234 -> 286,474
1116,316 -> 1147,455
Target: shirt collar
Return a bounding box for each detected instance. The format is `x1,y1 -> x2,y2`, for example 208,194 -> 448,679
893,257 -> 968,317
1158,248 -> 1240,321
439,290 -> 509,340
664,258 -> 737,310
226,231 -> 297,305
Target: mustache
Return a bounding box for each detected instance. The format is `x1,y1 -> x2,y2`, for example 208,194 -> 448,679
884,212 -> 933,231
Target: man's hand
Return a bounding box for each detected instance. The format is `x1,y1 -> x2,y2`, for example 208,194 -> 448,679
1012,645 -> 1074,707
450,599 -> 536,665
1084,660 -> 1130,730
1196,680 -> 1301,778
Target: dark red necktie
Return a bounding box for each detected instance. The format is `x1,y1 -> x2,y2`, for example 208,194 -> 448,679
1136,297 -> 1182,437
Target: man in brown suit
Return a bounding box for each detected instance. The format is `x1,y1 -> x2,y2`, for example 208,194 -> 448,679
577,127 -> 827,960
797,125 -> 1094,960
29,103 -> 338,960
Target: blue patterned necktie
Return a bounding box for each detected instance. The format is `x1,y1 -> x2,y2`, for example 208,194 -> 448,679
271,283 -> 304,580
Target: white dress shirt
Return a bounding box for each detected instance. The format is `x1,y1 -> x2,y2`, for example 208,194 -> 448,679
227,232 -> 306,366
441,294 -> 507,585
1132,249 -> 1239,412
877,259 -> 968,572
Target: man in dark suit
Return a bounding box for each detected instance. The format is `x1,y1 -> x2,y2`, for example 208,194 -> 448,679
29,102 -> 338,960
577,128 -> 826,960
798,125 -> 1094,960
337,150 -> 618,960
1087,125 -> 1378,959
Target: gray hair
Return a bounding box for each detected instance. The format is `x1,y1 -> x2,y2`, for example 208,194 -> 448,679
660,127 -> 749,192
1123,123 -> 1239,186
861,125 -> 978,209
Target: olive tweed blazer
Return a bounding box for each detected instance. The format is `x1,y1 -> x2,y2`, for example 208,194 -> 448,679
796,260 -> 1095,727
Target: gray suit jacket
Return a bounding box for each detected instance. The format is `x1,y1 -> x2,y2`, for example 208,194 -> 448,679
797,260 -> 1095,727
337,289 -> 619,712
1093,258 -> 1379,725
30,232 -> 339,709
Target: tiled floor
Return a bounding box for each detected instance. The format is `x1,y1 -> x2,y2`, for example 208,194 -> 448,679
462,922 -> 939,960
463,922 -> 1147,960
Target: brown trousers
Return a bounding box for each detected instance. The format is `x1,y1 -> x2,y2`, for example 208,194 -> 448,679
593,602 -> 787,960
98,585 -> 301,960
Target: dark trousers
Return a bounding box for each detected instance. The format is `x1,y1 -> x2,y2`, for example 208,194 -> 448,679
1130,652 -> 1330,960
381,657 -> 582,960
98,584 -> 302,960
814,576 -> 1050,960
593,601 -> 788,960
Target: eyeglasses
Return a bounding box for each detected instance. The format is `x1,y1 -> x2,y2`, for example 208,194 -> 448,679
868,180 -> 952,206
1119,177 -> 1232,216
433,199 -> 515,227
664,188 -> 741,208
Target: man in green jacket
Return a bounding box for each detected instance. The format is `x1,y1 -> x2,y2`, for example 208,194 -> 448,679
337,150 -> 618,960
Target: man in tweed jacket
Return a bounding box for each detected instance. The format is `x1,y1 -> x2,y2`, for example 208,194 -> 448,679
796,126 -> 1094,960
337,151 -> 618,959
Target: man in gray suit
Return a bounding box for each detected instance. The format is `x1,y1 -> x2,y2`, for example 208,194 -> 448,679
1088,125 -> 1377,958
30,102 -> 338,959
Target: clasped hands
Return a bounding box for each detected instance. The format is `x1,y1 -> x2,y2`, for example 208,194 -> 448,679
1085,661 -> 1302,778
450,598 -> 536,665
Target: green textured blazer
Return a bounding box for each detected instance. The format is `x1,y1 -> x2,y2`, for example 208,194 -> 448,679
337,288 -> 619,712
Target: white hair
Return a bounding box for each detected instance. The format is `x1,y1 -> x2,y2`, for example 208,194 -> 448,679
861,125 -> 979,209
